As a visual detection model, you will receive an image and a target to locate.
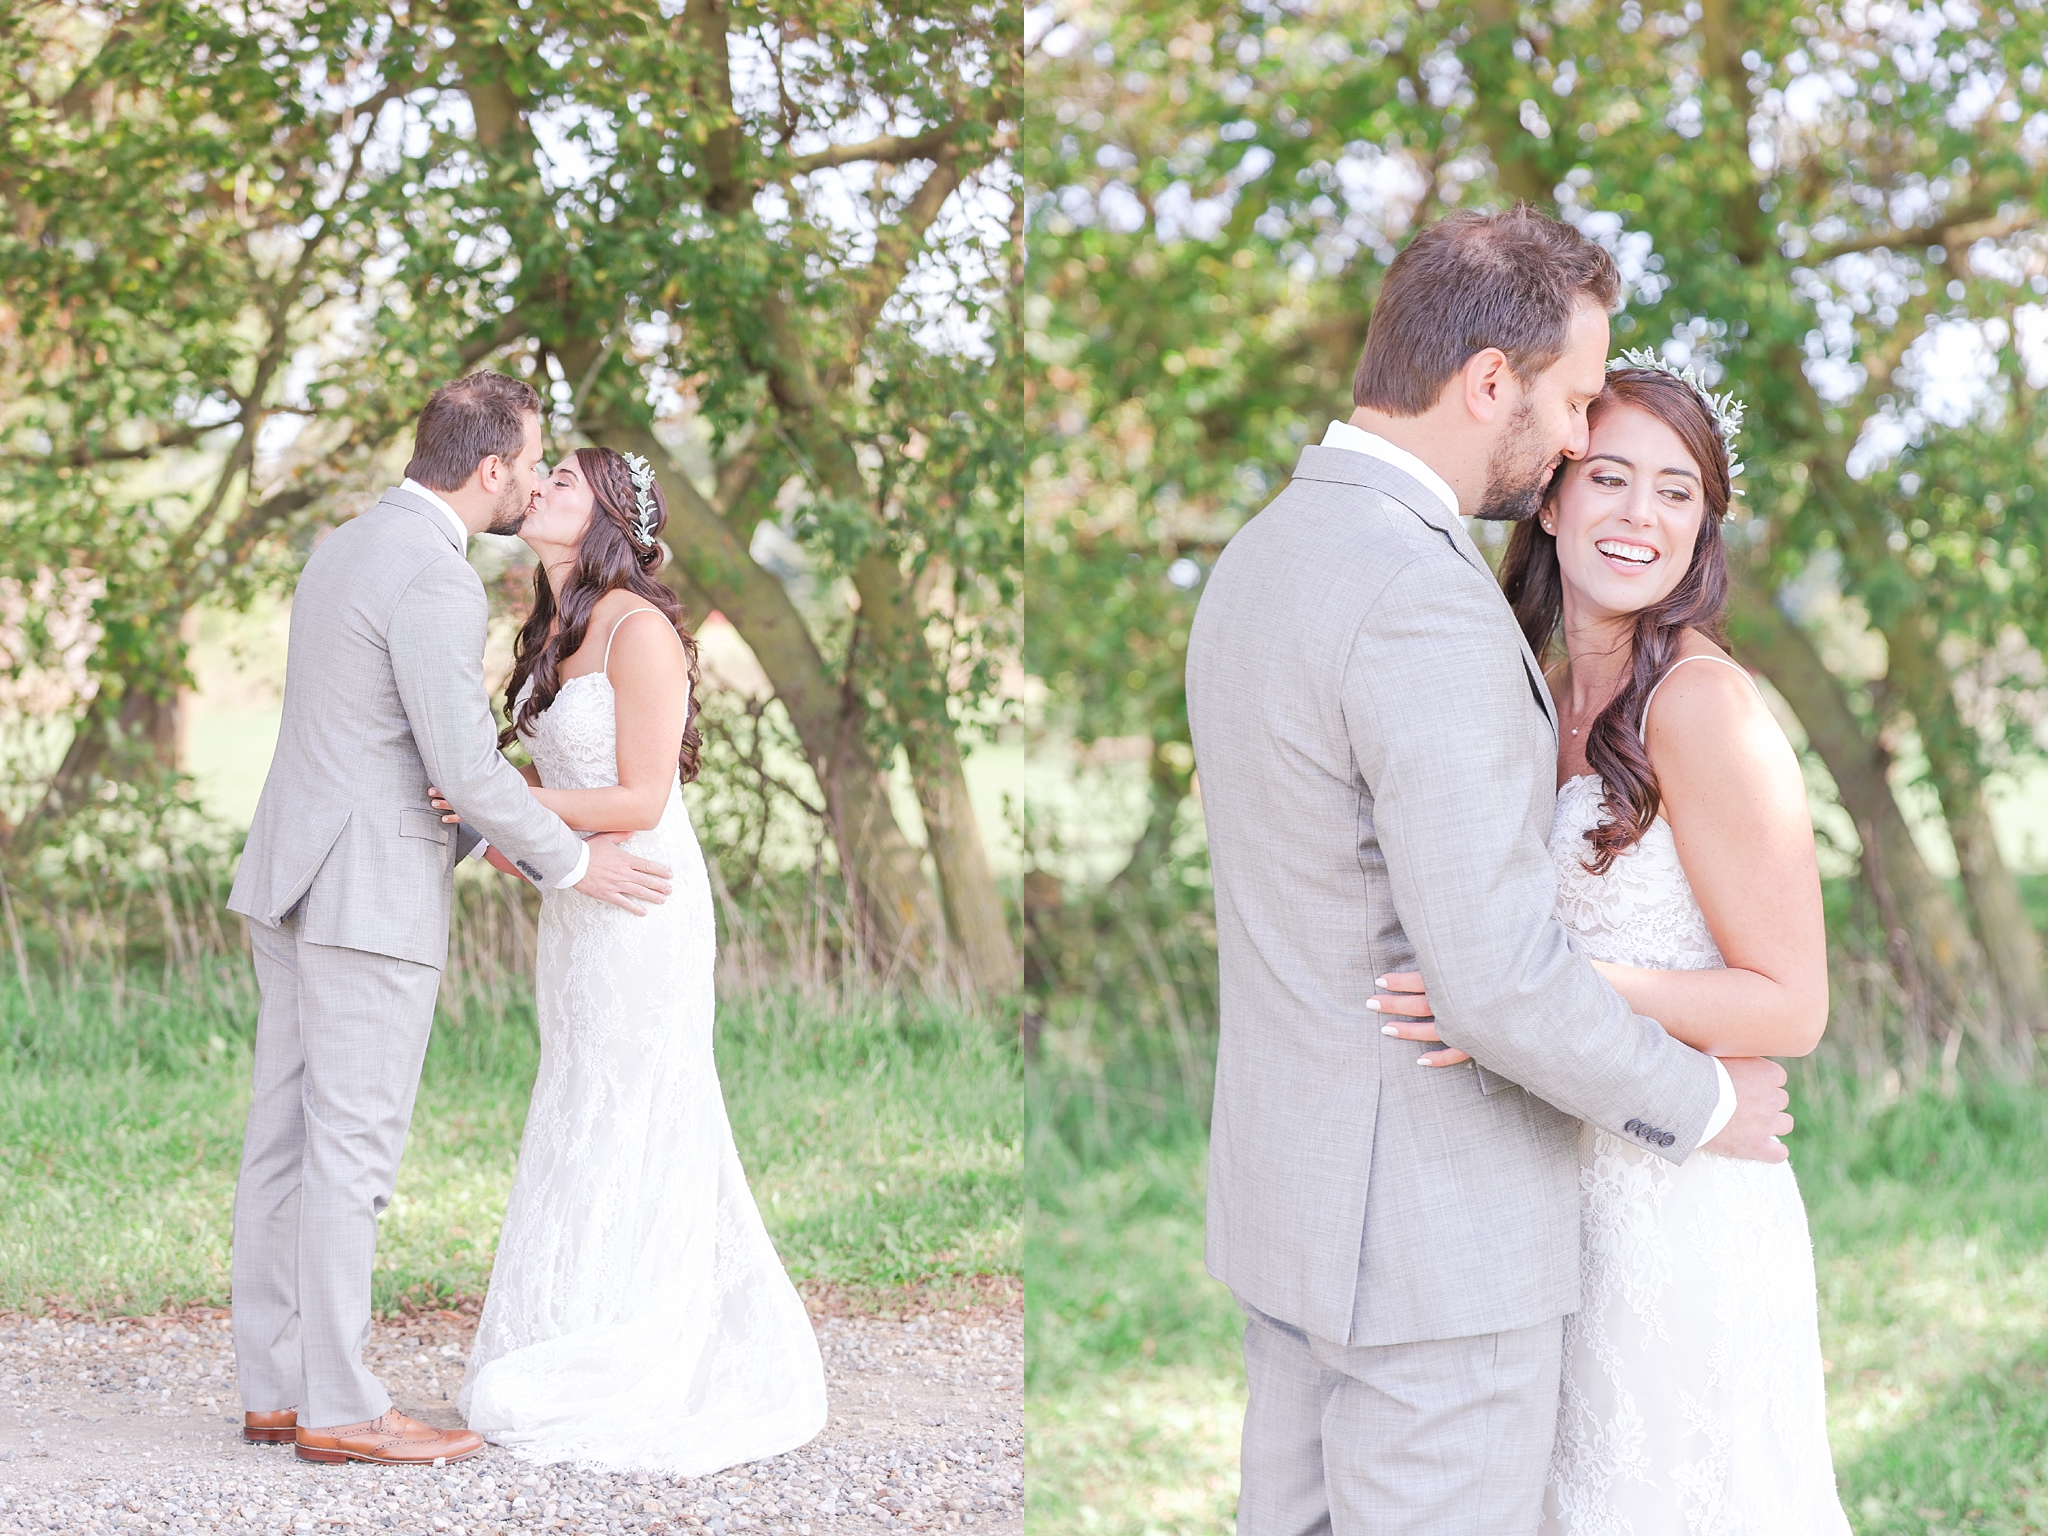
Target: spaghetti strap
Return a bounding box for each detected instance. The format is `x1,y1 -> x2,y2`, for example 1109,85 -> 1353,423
601,607 -> 664,677
1638,653 -> 1761,738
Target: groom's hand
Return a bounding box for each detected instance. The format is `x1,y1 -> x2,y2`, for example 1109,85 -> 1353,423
1703,1055 -> 1793,1163
576,832 -> 673,915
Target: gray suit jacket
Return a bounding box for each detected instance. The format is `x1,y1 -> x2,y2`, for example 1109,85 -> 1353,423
1186,445 -> 1722,1348
228,486 -> 585,969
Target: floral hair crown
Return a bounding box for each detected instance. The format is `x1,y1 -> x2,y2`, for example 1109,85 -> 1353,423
1607,346 -> 1746,515
621,452 -> 659,548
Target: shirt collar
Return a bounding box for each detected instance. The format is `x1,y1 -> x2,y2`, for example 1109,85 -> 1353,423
1318,419 -> 1460,523
400,477 -> 470,550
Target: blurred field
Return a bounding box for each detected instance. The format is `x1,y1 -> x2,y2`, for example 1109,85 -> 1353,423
0,964 -> 1021,1318
1026,1025 -> 2048,1535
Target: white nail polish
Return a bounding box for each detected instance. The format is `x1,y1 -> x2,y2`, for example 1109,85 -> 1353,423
1382,1026 -> 1398,1036
1366,999 -> 1381,1011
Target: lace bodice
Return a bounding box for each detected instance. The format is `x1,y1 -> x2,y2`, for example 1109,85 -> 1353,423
521,672 -> 647,792
1549,774 -> 1723,973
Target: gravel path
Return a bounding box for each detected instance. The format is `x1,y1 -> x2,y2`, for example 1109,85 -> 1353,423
0,1304 -> 1019,1536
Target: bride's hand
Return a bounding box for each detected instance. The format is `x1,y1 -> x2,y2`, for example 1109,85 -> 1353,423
1369,972 -> 1472,1067
428,786 -> 460,825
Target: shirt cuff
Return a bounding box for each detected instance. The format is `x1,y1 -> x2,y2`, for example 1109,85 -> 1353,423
467,836 -> 491,862
554,842 -> 591,890
1695,1058 -> 1738,1151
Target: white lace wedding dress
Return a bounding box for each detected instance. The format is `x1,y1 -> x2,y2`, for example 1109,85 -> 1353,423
458,655 -> 827,1476
1539,761 -> 1850,1535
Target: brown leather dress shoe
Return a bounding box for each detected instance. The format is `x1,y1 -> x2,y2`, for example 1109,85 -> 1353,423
243,1409 -> 298,1445
294,1409 -> 485,1466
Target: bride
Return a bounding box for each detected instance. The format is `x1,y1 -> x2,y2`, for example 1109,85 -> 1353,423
430,445 -> 826,1475
1375,360 -> 1851,1532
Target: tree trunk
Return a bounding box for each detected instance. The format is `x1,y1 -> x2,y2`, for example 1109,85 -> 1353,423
737,281 -> 1019,996
12,638 -> 182,850
1721,564 -> 1999,1044
1884,614 -> 2048,1056
1109,740 -> 1192,894
616,427 -> 946,974
910,719 -> 1019,995
1948,789 -> 2047,1052
850,547 -> 1019,997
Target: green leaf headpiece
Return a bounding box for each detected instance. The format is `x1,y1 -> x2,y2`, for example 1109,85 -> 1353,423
622,452 -> 659,548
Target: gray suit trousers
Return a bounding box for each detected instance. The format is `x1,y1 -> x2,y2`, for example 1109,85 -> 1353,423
1238,1299 -> 1563,1536
231,914 -> 442,1426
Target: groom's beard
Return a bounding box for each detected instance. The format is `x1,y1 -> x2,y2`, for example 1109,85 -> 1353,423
1473,400 -> 1557,523
484,481 -> 530,536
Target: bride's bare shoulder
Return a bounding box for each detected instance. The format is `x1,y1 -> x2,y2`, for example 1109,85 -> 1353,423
1645,629 -> 1796,800
594,591 -> 687,681
588,585 -> 659,626
1646,633 -> 1762,727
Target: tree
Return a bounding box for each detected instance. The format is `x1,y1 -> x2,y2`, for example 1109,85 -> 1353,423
0,1 -> 404,843
1,0 -> 1021,995
1027,0 -> 2048,1056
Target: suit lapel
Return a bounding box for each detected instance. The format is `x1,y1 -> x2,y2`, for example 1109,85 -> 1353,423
378,485 -> 466,553
1288,444 -> 1559,740
1291,445 -> 1486,571
1512,630 -> 1560,738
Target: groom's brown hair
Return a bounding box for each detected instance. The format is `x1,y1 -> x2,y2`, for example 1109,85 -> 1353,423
1352,205 -> 1620,416
404,371 -> 542,491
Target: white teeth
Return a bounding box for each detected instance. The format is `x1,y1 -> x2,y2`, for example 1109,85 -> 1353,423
1596,540 -> 1657,565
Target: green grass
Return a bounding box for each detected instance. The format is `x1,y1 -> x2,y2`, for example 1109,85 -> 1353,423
0,964 -> 1020,1317
1027,1034 -> 2048,1535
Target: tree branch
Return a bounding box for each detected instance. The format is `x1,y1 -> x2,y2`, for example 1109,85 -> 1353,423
460,310 -> 529,367
1698,0 -> 1766,264
685,0 -> 747,215
826,147 -> 967,389
3,420 -> 214,470
203,398 -> 418,572
1806,201 -> 2040,265
786,123 -> 961,175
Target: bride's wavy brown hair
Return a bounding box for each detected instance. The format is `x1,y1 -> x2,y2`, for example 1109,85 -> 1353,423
1498,369 -> 1732,874
501,446 -> 704,785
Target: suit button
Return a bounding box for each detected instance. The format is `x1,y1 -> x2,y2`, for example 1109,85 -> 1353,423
1624,1119 -> 1641,1134
1660,1132 -> 1676,1148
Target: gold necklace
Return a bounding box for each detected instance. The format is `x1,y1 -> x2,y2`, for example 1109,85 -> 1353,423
1555,648 -> 1630,741
1549,659 -> 1585,737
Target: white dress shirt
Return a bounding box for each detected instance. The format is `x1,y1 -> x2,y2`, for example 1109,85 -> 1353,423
1319,421 -> 1739,1149
1319,418 -> 1462,519
398,478 -> 590,892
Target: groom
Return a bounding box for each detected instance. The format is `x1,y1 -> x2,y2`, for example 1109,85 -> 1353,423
1185,206 -> 1795,1533
226,372 -> 673,1465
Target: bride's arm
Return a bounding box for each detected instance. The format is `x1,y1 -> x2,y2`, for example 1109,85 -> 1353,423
527,609 -> 693,833
1596,655 -> 1829,1059
1375,651 -> 1828,1062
